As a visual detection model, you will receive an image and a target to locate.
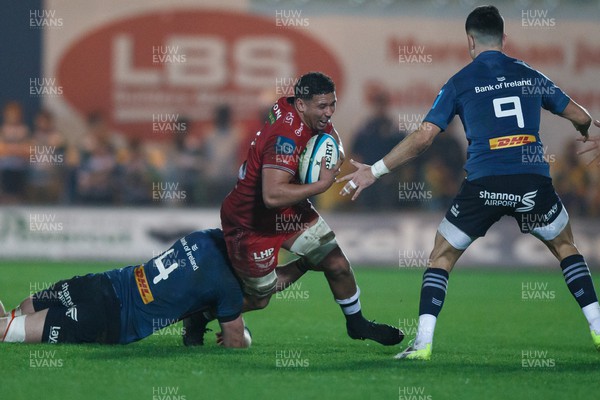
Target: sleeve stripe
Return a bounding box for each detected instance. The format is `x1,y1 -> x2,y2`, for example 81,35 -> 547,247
263,164 -> 296,176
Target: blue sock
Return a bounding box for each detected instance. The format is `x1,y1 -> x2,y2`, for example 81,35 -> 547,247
418,268 -> 449,317
561,254 -> 598,308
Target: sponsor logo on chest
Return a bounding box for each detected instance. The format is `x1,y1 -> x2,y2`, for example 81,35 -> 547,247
489,134 -> 536,150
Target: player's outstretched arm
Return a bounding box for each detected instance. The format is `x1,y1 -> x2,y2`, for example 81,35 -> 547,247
338,122 -> 441,200
560,99 -> 592,140
217,316 -> 251,348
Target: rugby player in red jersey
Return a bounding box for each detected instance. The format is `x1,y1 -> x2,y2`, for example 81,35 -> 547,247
212,72 -> 402,346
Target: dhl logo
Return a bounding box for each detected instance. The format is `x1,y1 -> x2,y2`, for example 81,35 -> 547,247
489,134 -> 536,150
134,265 -> 155,304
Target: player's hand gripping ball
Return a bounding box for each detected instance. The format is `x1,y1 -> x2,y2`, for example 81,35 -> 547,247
298,133 -> 339,184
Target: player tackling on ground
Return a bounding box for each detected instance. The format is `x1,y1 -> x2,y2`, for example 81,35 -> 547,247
1,229 -> 251,347
341,5 -> 600,359
215,72 -> 402,346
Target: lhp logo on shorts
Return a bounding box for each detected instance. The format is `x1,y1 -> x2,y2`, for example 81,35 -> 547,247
489,134 -> 536,150
252,248 -> 276,270
134,265 -> 155,304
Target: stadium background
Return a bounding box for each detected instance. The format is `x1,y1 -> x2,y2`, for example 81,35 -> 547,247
1,0 -> 599,268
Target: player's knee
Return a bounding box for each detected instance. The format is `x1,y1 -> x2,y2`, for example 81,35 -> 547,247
19,297 -> 35,314
545,237 -> 579,261
320,251 -> 351,278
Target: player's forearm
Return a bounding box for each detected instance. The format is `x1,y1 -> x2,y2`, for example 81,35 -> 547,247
561,99 -> 592,136
379,123 -> 438,174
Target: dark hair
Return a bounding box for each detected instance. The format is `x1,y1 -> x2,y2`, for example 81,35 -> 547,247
294,72 -> 335,100
465,5 -> 504,47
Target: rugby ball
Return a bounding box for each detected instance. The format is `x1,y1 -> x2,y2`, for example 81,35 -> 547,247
298,133 -> 339,184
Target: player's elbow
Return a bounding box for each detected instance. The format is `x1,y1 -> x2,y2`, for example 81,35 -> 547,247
576,113 -> 592,130
262,189 -> 287,209
414,124 -> 437,153
262,193 -> 281,209
570,108 -> 592,128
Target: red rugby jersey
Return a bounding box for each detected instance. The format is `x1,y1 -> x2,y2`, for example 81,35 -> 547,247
221,97 -> 333,233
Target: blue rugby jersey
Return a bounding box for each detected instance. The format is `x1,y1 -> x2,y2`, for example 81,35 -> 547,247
104,229 -> 243,344
424,50 -> 570,180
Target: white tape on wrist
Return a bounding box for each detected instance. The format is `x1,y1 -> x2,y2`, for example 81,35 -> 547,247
371,159 -> 390,179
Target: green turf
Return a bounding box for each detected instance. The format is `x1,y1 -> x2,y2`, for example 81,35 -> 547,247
1,261 -> 599,400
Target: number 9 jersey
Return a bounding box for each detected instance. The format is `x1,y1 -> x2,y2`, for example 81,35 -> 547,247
424,50 -> 570,181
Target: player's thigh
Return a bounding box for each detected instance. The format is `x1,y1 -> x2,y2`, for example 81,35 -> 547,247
507,175 -> 577,260
223,229 -> 284,276
539,220 -> 579,261
222,229 -> 286,297
43,303 -> 120,344
429,231 -> 464,272
284,215 -> 343,271
438,178 -> 504,251
510,175 -> 566,237
40,275 -> 121,344
32,273 -> 110,311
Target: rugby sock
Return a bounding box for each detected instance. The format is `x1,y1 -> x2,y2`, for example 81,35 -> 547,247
561,255 -> 597,306
414,314 -> 437,349
336,287 -> 363,323
560,255 -> 600,332
582,303 -> 600,334
414,268 -> 449,349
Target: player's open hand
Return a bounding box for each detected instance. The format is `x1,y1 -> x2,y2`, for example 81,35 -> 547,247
576,119 -> 600,167
317,157 -> 341,191
337,159 -> 377,201
216,331 -> 224,346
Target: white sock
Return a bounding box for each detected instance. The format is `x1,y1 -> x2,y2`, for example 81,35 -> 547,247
2,314 -> 26,343
414,314 -> 436,349
335,287 -> 361,316
582,302 -> 600,333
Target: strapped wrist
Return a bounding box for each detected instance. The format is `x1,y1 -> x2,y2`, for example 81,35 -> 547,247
371,159 -> 390,179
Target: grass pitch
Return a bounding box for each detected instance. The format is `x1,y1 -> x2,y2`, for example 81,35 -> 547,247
1,261 -> 599,400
